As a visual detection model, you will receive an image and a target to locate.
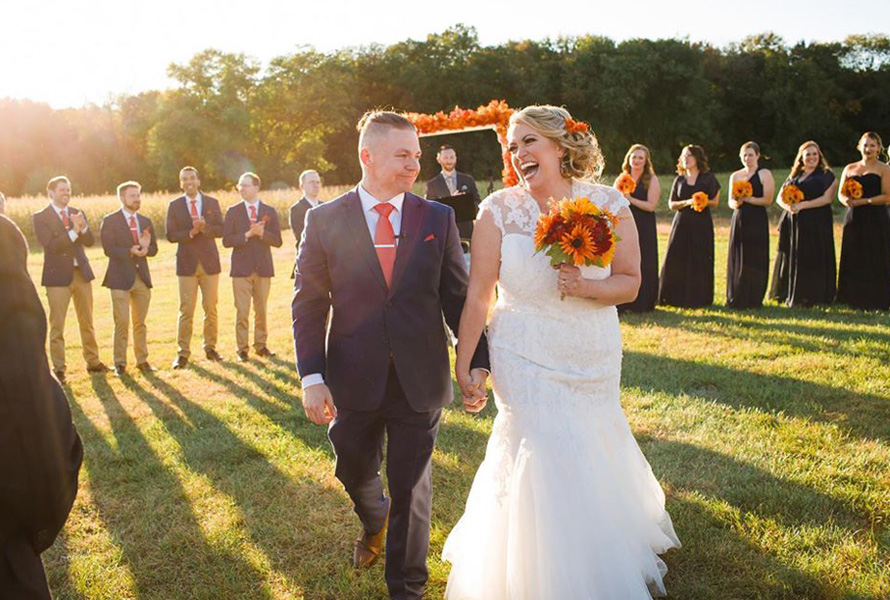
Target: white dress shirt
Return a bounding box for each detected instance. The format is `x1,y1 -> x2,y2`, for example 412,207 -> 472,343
301,185 -> 404,390
52,203 -> 83,265
121,208 -> 141,235
185,193 -> 203,217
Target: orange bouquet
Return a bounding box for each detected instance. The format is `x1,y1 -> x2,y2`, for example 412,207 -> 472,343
691,191 -> 709,212
841,178 -> 863,200
533,196 -> 621,269
781,184 -> 804,205
732,180 -> 753,200
615,173 -> 637,195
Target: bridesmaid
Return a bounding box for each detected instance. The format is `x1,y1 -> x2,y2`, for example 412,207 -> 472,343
615,144 -> 660,313
658,144 -> 721,308
775,141 -> 838,307
727,142 -> 774,308
836,132 -> 890,310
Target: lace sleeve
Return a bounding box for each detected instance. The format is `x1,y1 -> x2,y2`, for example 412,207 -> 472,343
577,181 -> 630,215
478,193 -> 505,235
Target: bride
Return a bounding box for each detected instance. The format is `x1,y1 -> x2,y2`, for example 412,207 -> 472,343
445,105 -> 680,599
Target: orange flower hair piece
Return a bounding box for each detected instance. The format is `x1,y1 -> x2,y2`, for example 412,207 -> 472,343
691,191 -> 709,212
732,180 -> 753,200
615,173 -> 637,195
841,178 -> 863,200
781,184 -> 804,205
564,117 -> 590,134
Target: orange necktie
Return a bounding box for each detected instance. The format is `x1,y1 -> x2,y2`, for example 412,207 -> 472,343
373,203 -> 396,286
190,199 -> 198,218
249,204 -> 257,224
61,209 -> 70,229
129,216 -> 139,244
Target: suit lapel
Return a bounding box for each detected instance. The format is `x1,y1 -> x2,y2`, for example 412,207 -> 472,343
342,189 -> 388,292
388,194 -> 427,299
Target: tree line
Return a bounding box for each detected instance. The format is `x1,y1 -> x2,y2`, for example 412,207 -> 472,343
1,26 -> 888,197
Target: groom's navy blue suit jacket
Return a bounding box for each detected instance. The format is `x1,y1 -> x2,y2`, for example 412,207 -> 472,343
292,187 -> 489,413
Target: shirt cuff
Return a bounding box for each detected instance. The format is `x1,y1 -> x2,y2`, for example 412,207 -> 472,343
301,373 -> 325,389
68,229 -> 79,242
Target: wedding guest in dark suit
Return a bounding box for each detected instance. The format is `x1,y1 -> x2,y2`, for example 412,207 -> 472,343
0,214 -> 83,600
166,167 -> 225,368
289,169 -> 322,279
101,181 -> 158,376
32,176 -> 107,383
425,144 -> 480,245
223,172 -> 282,362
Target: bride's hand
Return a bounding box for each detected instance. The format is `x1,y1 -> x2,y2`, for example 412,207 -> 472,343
557,264 -> 583,297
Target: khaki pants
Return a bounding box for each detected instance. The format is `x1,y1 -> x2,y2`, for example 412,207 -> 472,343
177,263 -> 219,358
45,269 -> 101,371
111,277 -> 151,367
232,274 -> 271,353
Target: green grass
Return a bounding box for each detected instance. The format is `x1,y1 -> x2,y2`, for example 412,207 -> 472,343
23,202 -> 890,599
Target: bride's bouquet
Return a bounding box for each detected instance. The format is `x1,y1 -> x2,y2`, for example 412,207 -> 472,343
533,196 -> 621,268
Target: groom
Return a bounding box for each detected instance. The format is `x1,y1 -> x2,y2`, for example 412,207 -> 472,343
292,110 -> 489,600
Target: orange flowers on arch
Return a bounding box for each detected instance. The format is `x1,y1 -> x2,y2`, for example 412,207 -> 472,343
404,100 -> 519,187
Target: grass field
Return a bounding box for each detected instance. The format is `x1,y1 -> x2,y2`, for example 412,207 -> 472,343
8,183 -> 890,599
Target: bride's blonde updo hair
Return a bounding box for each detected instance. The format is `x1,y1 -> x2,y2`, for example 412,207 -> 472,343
509,105 -> 605,182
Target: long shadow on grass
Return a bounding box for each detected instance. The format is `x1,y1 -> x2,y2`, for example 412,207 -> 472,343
69,379 -> 272,599
636,305 -> 890,361
623,351 -> 890,444
640,435 -> 880,599
126,373 -> 392,600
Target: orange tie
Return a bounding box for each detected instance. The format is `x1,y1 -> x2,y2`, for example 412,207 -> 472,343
61,209 -> 70,229
190,199 -> 199,218
373,203 -> 396,286
249,204 -> 257,224
129,216 -> 139,244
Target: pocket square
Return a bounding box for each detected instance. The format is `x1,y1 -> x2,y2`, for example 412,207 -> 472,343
424,234 -> 435,242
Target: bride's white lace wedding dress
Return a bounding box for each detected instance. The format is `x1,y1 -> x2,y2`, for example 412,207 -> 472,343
443,180 -> 680,600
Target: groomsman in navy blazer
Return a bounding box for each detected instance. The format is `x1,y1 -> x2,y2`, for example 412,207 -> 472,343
425,144 -> 481,245
288,169 -> 323,279
223,172 -> 282,362
101,181 -> 158,376
166,167 -> 224,369
32,176 -> 107,383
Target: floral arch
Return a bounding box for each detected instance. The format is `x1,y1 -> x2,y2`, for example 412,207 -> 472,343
404,100 -> 519,187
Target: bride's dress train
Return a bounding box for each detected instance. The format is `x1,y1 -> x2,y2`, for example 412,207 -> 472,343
443,181 -> 680,600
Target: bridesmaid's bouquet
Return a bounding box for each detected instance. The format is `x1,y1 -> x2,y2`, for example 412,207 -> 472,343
533,196 -> 621,268
615,173 -> 637,195
781,184 -> 804,205
691,192 -> 709,212
732,180 -> 753,200
841,178 -> 863,200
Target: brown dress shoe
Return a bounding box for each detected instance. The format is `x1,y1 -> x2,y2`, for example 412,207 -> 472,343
171,356 -> 189,370
86,362 -> 111,373
354,504 -> 389,569
136,362 -> 157,373
256,347 -> 276,358
114,364 -> 127,377
236,351 -> 249,362
205,348 -> 223,362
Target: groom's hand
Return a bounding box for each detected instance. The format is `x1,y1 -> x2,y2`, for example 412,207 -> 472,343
462,368 -> 489,413
302,384 -> 338,425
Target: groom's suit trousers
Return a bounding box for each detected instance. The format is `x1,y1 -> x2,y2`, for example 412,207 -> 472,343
328,363 -> 440,600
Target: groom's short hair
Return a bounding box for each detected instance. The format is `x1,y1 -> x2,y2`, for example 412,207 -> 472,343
357,110 -> 416,151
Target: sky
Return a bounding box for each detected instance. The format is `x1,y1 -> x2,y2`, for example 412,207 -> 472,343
2,0 -> 888,109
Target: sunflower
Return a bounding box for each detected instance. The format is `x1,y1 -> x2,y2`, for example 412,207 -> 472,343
842,178 -> 863,200
732,180 -> 753,199
559,224 -> 597,265
559,196 -> 597,221
533,212 -> 560,249
615,173 -> 637,195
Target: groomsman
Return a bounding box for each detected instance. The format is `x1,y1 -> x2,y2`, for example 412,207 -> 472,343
288,169 -> 322,278
223,172 -> 282,362
32,176 -> 107,383
101,181 -> 158,376
425,144 -> 481,244
166,167 -> 224,369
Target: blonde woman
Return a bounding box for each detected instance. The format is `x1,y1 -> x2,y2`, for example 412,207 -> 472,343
615,144 -> 660,313
445,105 -> 680,599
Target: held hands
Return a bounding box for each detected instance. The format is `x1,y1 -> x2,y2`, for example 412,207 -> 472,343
302,383 -> 338,425
457,368 -> 489,413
